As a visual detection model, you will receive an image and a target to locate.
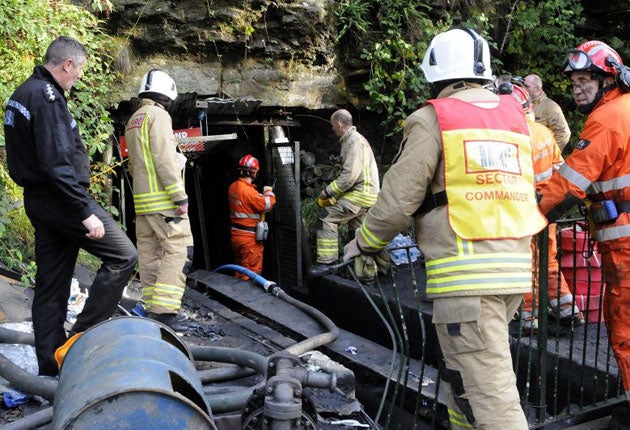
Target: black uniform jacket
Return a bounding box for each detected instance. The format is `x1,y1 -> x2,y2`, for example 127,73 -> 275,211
4,65 -> 93,220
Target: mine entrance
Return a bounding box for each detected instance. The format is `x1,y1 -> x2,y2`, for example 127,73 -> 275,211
113,97 -> 307,290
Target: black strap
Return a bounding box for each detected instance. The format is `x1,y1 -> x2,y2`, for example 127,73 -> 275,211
616,201 -> 630,213
232,224 -> 256,232
414,191 -> 448,216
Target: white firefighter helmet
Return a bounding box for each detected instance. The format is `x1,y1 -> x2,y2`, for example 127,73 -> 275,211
421,27 -> 493,83
138,69 -> 177,101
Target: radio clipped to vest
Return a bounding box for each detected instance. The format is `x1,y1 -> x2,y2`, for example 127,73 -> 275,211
255,221 -> 269,241
589,200 -> 618,224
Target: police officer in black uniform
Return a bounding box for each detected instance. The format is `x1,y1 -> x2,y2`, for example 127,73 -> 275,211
3,36 -> 137,376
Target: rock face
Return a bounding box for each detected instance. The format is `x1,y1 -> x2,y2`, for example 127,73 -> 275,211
99,0 -> 396,174
102,0 -> 348,109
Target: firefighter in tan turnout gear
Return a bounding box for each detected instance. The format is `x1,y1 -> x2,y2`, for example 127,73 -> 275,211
310,109 -> 380,279
124,69 -> 194,328
344,27 -> 546,429
524,74 -> 572,151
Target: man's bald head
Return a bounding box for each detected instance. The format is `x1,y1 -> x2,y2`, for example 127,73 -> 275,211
331,109 -> 353,137
524,74 -> 543,99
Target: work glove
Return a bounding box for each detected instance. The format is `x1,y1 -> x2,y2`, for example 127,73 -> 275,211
343,238 -> 361,261
354,255 -> 376,282
374,249 -> 391,275
263,186 -> 274,197
317,196 -> 337,207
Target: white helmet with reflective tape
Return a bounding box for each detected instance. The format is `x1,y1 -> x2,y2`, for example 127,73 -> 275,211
421,27 -> 493,83
138,69 -> 177,101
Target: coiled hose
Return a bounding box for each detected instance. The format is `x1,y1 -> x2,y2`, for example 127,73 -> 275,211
195,265 -> 340,413
0,266 -> 340,417
213,264 -> 339,355
0,327 -> 56,401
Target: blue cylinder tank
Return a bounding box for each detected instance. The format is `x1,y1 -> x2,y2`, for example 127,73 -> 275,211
52,317 -> 214,429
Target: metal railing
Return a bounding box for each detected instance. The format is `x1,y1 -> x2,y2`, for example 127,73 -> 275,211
363,218 -> 625,428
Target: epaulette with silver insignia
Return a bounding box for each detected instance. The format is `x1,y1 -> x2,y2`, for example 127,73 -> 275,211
43,84 -> 57,102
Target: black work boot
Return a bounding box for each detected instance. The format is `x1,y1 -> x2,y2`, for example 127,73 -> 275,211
308,263 -> 334,277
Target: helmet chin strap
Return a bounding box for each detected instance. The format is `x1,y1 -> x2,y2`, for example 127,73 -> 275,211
239,168 -> 257,179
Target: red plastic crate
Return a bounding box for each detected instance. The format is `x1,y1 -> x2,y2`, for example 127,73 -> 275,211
559,225 -> 597,253
559,251 -> 601,268
559,250 -> 604,296
575,294 -> 605,323
561,265 -> 604,296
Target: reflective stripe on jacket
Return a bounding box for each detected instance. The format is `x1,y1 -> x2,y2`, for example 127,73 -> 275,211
539,89 -> 630,252
125,99 -> 187,215
325,127 -> 379,208
228,178 -> 276,230
530,120 -> 564,189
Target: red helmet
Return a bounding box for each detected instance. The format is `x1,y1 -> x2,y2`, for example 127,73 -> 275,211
510,84 -> 532,112
238,154 -> 259,173
562,40 -> 623,77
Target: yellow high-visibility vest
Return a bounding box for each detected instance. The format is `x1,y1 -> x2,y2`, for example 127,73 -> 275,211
426,96 -> 546,240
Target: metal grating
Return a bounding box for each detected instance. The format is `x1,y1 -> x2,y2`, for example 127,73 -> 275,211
268,131 -> 302,290
360,218 -> 625,428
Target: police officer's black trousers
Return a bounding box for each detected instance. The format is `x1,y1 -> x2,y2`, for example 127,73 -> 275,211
24,189 -> 137,376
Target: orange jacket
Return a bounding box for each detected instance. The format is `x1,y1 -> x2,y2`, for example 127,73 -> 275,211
530,119 -> 564,192
539,88 -> 630,252
228,178 -> 276,231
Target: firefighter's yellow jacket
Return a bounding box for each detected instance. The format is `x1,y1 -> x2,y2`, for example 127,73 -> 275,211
124,99 -> 187,214
357,82 -> 546,299
325,127 -> 379,208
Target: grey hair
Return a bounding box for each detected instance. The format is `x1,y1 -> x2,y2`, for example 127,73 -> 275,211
525,74 -> 543,89
44,36 -> 87,66
331,109 -> 353,126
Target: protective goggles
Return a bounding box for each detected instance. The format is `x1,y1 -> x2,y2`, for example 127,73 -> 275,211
563,50 -> 592,72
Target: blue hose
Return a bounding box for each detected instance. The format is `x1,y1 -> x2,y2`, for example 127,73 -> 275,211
213,264 -> 278,293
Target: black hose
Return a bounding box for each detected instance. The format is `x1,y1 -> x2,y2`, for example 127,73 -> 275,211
197,366 -> 256,383
213,264 -> 339,355
205,383 -> 261,414
0,353 -> 56,401
193,267 -> 341,414
349,267 -> 397,426
0,406 -> 53,430
276,289 -> 340,355
0,326 -> 35,346
188,345 -> 268,413
188,345 -> 268,374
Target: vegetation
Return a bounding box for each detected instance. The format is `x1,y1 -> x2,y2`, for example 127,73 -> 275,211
335,0 -> 442,135
0,0 -> 120,283
334,0 -> 588,137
